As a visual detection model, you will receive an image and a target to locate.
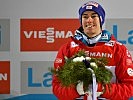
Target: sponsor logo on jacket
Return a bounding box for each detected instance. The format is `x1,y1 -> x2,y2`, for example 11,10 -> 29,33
85,51 -> 113,58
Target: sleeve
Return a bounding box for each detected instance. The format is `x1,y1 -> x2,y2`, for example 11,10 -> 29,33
52,44 -> 80,100
100,43 -> 133,100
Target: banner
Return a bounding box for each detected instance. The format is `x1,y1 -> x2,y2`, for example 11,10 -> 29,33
20,19 -> 80,51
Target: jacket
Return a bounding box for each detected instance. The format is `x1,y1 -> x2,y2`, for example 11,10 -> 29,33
52,30 -> 133,100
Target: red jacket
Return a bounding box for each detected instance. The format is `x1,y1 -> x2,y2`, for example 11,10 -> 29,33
52,30 -> 133,100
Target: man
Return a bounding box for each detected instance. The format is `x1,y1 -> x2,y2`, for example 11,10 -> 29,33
52,1 -> 133,100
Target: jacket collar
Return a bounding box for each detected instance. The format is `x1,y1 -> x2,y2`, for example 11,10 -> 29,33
74,29 -> 112,46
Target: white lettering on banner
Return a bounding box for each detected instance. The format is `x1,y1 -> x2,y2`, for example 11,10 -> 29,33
85,51 -> 113,58
56,31 -> 73,38
23,31 -> 46,38
23,27 -> 74,43
46,28 -> 54,43
0,73 -> 7,80
56,31 -> 65,38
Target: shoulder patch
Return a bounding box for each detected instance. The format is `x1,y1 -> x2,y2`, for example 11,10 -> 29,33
71,41 -> 78,48
105,40 -> 115,46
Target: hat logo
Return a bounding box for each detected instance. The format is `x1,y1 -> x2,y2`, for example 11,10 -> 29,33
86,5 -> 92,9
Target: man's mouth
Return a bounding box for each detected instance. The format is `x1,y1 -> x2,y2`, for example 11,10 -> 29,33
86,25 -> 94,28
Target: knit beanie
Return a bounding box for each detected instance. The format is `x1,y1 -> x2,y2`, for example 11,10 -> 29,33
79,1 -> 105,26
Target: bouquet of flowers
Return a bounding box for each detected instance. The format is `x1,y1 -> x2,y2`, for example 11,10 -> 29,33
51,50 -> 113,91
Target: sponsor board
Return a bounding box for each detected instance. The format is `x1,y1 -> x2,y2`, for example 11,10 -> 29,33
106,19 -> 133,51
0,61 -> 10,94
0,19 -> 10,51
20,19 -> 80,51
21,61 -> 53,94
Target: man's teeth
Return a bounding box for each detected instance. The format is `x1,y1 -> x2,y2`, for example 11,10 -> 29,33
86,25 -> 93,28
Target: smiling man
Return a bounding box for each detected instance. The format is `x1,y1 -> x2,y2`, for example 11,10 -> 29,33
52,1 -> 133,100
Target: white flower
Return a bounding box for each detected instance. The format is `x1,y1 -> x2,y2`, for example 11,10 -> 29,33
73,56 -> 85,62
90,62 -> 98,68
85,57 -> 91,61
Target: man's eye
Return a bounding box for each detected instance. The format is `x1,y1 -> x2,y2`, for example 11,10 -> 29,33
91,15 -> 98,18
83,16 -> 88,19
82,15 -> 98,19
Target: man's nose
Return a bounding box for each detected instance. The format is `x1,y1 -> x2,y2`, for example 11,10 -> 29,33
86,17 -> 93,23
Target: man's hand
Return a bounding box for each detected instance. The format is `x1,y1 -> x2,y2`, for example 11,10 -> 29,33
76,81 -> 85,95
76,81 -> 103,97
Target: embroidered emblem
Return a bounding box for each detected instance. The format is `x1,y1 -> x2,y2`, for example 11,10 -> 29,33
71,41 -> 78,47
127,68 -> 133,76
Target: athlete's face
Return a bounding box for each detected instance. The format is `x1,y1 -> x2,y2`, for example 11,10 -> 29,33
82,11 -> 102,37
